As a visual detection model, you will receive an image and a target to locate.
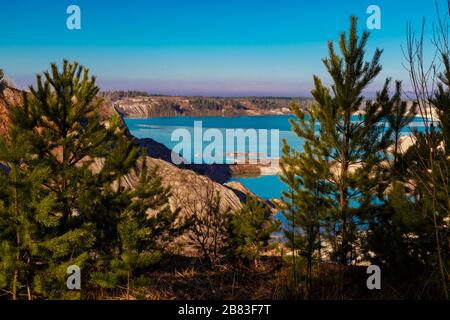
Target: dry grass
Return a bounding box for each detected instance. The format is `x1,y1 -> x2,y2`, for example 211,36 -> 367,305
144,255 -> 283,300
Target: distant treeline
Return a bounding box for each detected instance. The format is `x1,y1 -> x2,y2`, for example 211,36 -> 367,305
99,90 -> 152,100
115,95 -> 312,117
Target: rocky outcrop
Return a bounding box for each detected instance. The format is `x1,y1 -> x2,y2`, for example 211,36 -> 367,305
138,137 -> 265,183
0,86 -> 23,136
90,155 -> 246,218
0,85 -> 250,213
136,157 -> 244,214
0,85 -> 264,223
114,95 -> 301,118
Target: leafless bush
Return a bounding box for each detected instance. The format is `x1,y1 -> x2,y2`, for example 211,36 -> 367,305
172,178 -> 230,265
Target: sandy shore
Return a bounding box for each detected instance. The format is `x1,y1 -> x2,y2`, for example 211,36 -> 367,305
232,131 -> 418,178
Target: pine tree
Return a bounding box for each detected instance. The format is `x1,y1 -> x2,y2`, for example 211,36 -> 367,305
90,160 -> 180,299
397,39 -> 450,298
279,101 -> 330,297
11,60 -> 126,223
383,80 -> 417,176
0,60 -> 181,299
283,17 -> 396,264
389,5 -> 450,297
1,61 -> 117,298
0,129 -> 57,300
0,60 -> 159,299
226,195 -> 280,268
360,82 -> 428,298
303,16 -> 395,264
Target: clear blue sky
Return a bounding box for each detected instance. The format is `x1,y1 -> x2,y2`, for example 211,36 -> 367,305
0,0 -> 443,96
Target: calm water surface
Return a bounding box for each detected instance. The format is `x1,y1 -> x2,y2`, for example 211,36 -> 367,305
125,115 -> 425,200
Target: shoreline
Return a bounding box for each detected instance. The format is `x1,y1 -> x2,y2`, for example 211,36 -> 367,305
121,113 -> 428,184
120,112 -> 294,120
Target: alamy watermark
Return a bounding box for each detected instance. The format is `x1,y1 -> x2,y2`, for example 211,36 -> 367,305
66,265 -> 81,290
170,121 -> 280,165
66,4 -> 381,31
367,4 -> 381,30
366,265 -> 381,290
65,264 -> 380,291
66,5 -> 81,30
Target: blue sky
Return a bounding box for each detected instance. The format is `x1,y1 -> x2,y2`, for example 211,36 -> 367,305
0,0 -> 443,96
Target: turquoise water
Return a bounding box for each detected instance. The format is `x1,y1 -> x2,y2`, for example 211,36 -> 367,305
126,115 -> 303,165
125,115 -> 426,200
126,115 -> 297,201
126,115 -> 296,130
229,175 -> 288,200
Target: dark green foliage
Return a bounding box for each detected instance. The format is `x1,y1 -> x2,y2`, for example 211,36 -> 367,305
378,80 -> 416,179
90,161 -> 180,298
366,43 -> 450,298
364,181 -> 446,298
363,3 -> 450,298
226,196 -> 279,266
279,101 -> 331,295
0,129 -> 60,299
281,16 -> 394,267
308,16 -> 392,264
280,18 -> 421,300
0,60 -> 179,299
0,61 -> 110,299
